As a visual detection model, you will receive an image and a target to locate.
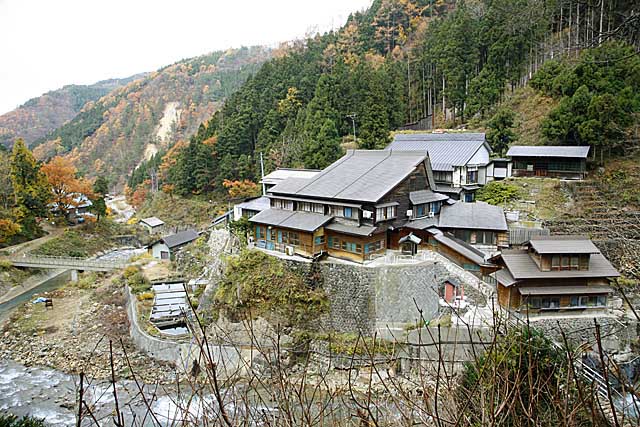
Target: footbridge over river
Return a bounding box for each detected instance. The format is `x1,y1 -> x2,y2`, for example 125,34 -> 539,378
6,255 -> 127,272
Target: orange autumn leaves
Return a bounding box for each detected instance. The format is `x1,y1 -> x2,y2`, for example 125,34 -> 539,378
41,156 -> 95,216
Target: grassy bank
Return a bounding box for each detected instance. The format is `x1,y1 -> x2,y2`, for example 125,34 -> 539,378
32,220 -> 126,258
135,192 -> 226,229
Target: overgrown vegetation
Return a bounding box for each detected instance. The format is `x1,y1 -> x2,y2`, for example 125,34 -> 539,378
0,414 -> 46,427
33,220 -> 124,257
123,265 -> 151,294
214,250 -> 328,328
134,191 -> 222,228
458,327 -> 603,425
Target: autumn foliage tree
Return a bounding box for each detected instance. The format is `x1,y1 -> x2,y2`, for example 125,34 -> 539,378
41,156 -> 95,218
222,179 -> 260,200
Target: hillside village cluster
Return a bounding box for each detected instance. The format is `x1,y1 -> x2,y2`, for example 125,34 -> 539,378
141,131 -> 620,319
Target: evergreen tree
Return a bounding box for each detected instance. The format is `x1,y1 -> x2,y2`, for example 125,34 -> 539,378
486,108 -> 518,156
302,118 -> 343,169
10,139 -> 50,238
91,176 -> 109,221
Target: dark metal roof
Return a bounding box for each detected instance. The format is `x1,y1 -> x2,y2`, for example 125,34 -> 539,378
500,250 -> 620,280
325,222 -> 379,237
161,230 -> 200,249
387,132 -> 490,171
249,209 -> 332,232
409,190 -> 449,205
435,185 -> 463,194
404,216 -> 439,230
527,235 -> 600,254
495,269 -> 517,287
518,285 -> 612,295
269,150 -> 430,203
507,145 -> 590,158
438,201 -> 508,231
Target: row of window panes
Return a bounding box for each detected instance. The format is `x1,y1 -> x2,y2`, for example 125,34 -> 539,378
528,295 -> 606,309
466,171 -> 478,184
513,160 -> 582,172
298,201 -> 324,214
364,240 -> 385,254
551,255 -> 582,270
453,230 -> 496,245
271,199 -> 294,210
376,206 -> 397,222
328,237 -> 362,254
255,226 -> 299,246
415,202 -> 441,218
433,171 -> 452,183
314,235 -> 325,245
329,205 -> 357,219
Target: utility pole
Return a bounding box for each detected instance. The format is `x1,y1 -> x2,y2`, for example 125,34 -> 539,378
347,113 -> 357,146
260,152 -> 266,196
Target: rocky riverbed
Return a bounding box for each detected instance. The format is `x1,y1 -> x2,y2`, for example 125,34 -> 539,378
0,274 -> 176,384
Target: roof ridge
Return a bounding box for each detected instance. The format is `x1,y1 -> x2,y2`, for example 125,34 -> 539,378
330,150 -> 393,199
292,150 -> 356,195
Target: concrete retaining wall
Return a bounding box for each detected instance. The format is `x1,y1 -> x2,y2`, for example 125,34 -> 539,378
124,287 -> 187,363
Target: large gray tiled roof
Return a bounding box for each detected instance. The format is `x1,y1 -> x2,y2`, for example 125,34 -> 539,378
260,168 -> 321,185
162,230 -> 200,249
269,150 -> 429,203
438,201 -> 508,231
500,250 -> 619,281
507,145 -> 590,158
386,132 -> 489,171
409,190 -> 450,205
527,235 -> 600,254
249,209 -> 332,232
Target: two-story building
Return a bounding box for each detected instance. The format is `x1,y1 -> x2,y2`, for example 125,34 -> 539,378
250,150 -> 440,262
386,132 -> 494,202
492,235 -> 619,314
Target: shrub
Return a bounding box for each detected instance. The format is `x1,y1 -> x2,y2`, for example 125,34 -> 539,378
0,415 -> 46,427
476,180 -> 521,206
214,250 -> 328,327
0,259 -> 13,270
137,291 -> 154,301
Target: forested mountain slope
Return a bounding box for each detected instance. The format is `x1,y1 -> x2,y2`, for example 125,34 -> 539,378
32,46 -> 271,187
0,75 -> 144,149
155,0 -> 639,198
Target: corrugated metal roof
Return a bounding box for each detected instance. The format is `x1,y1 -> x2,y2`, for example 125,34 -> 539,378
141,217 -> 164,227
518,285 -> 612,295
501,250 -> 619,280
269,150 -> 429,203
409,190 -> 449,205
162,230 -> 200,249
261,168 -> 321,185
507,145 -> 590,158
387,132 -> 489,171
325,222 -> 378,237
527,235 -> 600,254
438,201 -> 508,231
249,209 -> 332,232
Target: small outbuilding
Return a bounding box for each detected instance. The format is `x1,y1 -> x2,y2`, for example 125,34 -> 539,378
139,217 -> 165,234
148,229 -> 200,260
507,145 -> 590,179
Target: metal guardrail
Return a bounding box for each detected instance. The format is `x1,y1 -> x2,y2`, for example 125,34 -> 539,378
8,255 -> 127,270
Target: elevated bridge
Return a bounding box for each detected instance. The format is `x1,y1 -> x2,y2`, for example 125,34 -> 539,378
7,255 -> 127,272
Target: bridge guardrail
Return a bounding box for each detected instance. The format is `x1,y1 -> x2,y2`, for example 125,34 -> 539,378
8,255 -> 127,270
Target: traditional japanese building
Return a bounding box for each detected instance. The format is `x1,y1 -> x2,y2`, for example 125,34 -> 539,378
506,145 -> 590,179
492,235 -> 619,314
